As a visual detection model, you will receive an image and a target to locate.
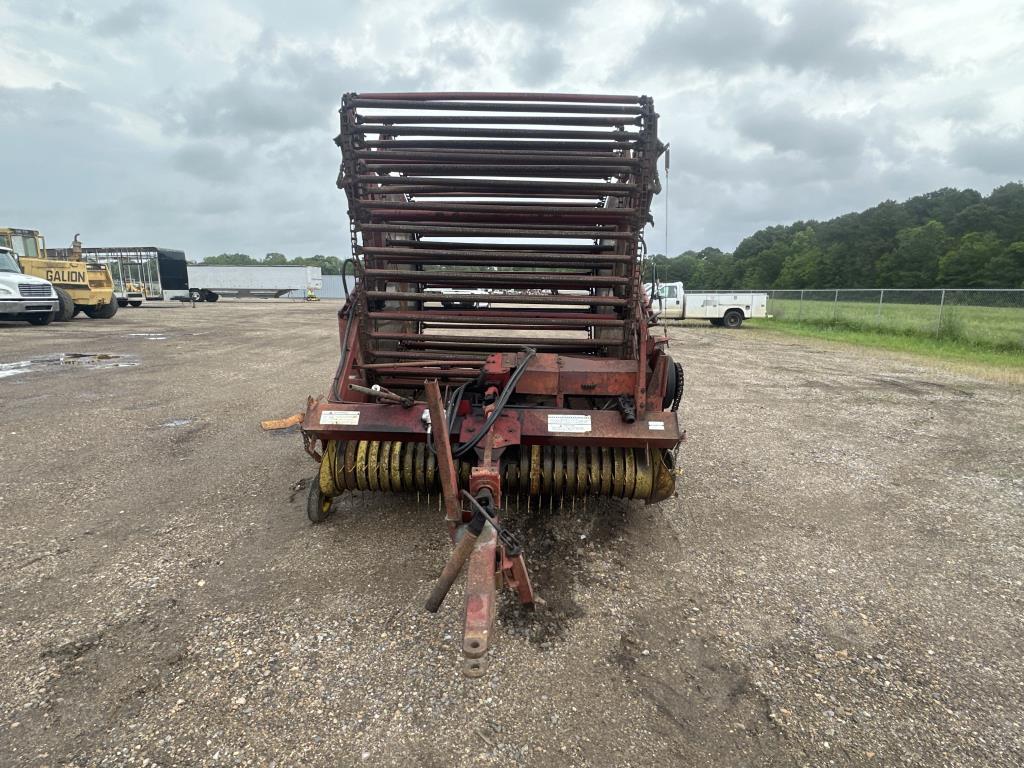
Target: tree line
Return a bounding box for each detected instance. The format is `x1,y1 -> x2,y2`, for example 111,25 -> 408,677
201,252 -> 345,274
646,182 -> 1024,289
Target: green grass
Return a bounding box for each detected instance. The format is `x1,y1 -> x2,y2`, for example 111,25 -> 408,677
747,297 -> 1024,371
761,297 -> 1024,351
748,317 -> 1024,370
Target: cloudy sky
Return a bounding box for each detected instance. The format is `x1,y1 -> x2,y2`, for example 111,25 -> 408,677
2,0 -> 1023,261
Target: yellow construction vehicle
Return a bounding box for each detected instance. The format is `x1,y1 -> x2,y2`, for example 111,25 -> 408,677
0,228 -> 118,321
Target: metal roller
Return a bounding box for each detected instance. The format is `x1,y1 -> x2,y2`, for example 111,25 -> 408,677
318,440 -> 676,502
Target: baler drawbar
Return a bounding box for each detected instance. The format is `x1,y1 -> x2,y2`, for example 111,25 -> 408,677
300,91 -> 683,675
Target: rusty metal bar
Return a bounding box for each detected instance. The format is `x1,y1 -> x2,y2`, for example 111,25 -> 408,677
364,290 -> 626,306
364,269 -> 629,287
360,164 -> 632,178
360,223 -> 634,238
355,175 -> 636,194
370,333 -> 619,348
378,241 -> 617,252
424,379 -> 461,528
355,149 -> 642,163
359,114 -> 642,126
358,140 -> 640,151
358,359 -> 485,369
352,125 -> 640,140
368,311 -> 623,328
352,91 -> 642,103
461,523 -> 497,673
360,250 -> 630,267
349,98 -> 641,113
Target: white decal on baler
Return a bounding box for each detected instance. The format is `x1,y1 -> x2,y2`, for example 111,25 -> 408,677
319,410 -> 360,426
547,414 -> 591,433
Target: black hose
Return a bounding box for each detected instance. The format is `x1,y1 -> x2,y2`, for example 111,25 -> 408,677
452,347 -> 535,458
340,258 -> 360,300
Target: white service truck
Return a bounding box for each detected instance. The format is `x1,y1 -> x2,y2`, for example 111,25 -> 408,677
647,282 -> 770,328
0,246 -> 58,325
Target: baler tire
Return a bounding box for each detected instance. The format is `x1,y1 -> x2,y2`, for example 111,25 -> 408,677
54,287 -> 75,322
129,301 -> 143,308
306,476 -> 333,523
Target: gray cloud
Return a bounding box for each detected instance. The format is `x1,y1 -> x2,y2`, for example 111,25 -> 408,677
166,33 -> 427,144
771,0 -> 908,78
170,142 -> 243,183
631,0 -> 910,79
735,103 -> 866,158
513,43 -> 565,87
92,0 -> 168,37
951,129 -> 1024,177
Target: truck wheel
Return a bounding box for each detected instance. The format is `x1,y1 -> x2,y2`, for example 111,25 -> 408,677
27,311 -> 55,326
723,310 -> 743,329
54,287 -> 75,322
189,288 -> 203,302
84,299 -> 119,319
129,301 -> 143,307
204,291 -> 219,303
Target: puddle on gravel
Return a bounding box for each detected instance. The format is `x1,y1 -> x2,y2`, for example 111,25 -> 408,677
0,353 -> 138,379
160,418 -> 194,428
126,333 -> 168,341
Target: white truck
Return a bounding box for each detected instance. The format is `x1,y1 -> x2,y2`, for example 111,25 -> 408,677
184,265 -> 323,302
0,246 -> 58,325
647,282 -> 769,328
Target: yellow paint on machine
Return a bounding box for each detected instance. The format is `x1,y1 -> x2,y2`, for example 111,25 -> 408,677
1,227 -> 117,312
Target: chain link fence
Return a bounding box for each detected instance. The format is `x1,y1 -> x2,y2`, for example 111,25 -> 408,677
764,289 -> 1024,351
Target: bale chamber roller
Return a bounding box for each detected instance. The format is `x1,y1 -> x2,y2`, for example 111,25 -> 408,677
300,91 -> 684,675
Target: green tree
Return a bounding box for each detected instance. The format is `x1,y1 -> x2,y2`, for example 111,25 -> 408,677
263,252 -> 288,265
938,232 -> 1003,287
875,221 -> 947,288
204,253 -> 257,265
775,228 -> 823,288
983,241 -> 1024,288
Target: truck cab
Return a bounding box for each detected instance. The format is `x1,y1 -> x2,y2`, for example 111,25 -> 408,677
0,246 -> 58,325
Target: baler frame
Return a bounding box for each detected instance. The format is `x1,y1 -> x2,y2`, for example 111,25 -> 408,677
301,92 -> 682,675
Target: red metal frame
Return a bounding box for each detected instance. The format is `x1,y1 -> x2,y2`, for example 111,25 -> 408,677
303,92 -> 681,676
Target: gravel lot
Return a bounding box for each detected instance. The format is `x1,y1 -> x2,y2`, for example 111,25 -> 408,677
1,301 -> 1021,767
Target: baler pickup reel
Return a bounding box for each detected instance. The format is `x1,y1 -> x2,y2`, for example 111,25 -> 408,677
299,91 -> 683,675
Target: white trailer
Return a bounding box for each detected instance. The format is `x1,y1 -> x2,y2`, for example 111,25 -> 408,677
646,282 -> 769,328
184,265 -> 323,302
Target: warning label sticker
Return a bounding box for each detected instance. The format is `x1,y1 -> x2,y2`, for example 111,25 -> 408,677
319,410 -> 360,426
547,414 -> 592,433
648,420 -> 665,431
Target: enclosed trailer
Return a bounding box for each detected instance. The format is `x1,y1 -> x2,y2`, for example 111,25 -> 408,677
184,265 -> 323,302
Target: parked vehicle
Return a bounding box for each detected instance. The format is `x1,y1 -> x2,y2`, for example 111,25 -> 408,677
58,246 -> 190,304
184,265 -> 323,302
0,246 -> 58,325
424,287 -> 491,310
646,282 -> 770,328
2,229 -> 118,322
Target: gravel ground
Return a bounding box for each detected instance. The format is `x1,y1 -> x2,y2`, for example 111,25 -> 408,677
1,301 -> 1021,767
